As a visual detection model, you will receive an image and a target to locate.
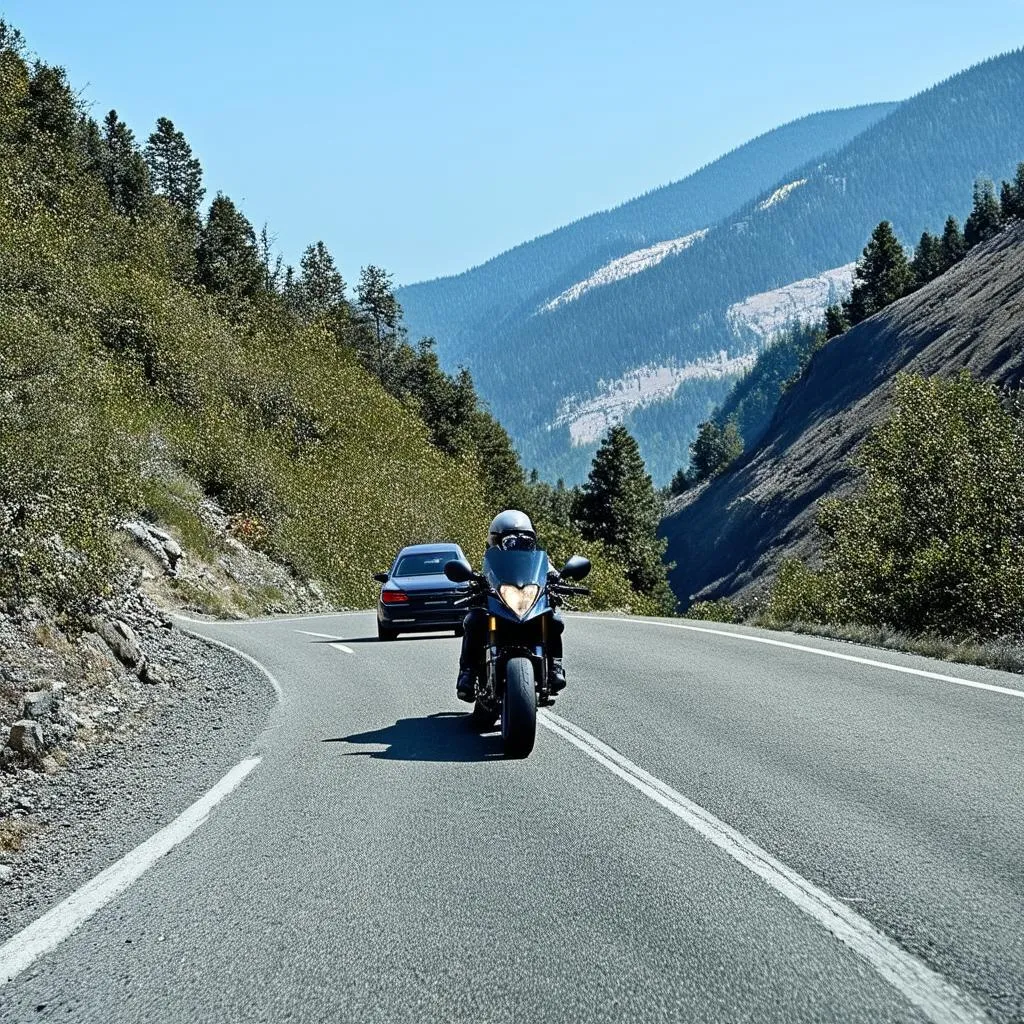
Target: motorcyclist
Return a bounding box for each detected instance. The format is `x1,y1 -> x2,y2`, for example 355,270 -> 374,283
456,510 -> 566,703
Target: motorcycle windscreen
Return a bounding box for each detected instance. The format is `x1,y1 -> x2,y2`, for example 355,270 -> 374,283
482,547 -> 550,590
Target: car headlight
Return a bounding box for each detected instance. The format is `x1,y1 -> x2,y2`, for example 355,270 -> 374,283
498,584 -> 540,619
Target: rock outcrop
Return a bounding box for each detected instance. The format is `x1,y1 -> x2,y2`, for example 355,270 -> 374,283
661,223 -> 1024,606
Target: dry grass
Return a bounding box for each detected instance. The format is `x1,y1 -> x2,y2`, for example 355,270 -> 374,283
0,818 -> 38,853
764,619 -> 1024,675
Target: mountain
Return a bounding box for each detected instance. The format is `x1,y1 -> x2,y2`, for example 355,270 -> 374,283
405,50 -> 1024,484
399,104 -> 893,352
660,221 -> 1024,607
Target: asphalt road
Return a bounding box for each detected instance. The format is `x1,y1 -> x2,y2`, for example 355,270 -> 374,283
2,611 -> 1021,1023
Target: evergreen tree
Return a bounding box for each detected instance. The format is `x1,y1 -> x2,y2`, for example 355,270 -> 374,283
297,241 -> 346,318
23,63 -> 78,143
575,425 -> 675,610
824,303 -> 849,340
688,419 -> 743,483
669,467 -> 690,496
144,116 -> 205,220
356,265 -> 404,381
99,110 -> 150,218
196,193 -> 264,299
843,221 -> 912,325
910,230 -> 943,286
259,226 -> 284,294
964,178 -> 1003,248
998,163 -> 1024,220
938,216 -> 966,271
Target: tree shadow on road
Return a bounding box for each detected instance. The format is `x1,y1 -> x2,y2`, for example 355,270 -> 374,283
324,713 -> 502,761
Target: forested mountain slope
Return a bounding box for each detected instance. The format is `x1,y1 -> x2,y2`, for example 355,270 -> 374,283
660,221 -> 1024,607
0,22 -> 661,621
398,104 -> 895,357
413,50 -> 1024,485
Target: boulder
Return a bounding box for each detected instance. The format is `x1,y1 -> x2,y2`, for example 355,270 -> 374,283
120,521 -> 183,575
141,661 -> 171,685
6,720 -> 44,757
19,690 -> 53,721
94,617 -> 144,670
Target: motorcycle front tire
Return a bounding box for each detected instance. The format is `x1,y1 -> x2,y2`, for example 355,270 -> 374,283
501,656 -> 537,759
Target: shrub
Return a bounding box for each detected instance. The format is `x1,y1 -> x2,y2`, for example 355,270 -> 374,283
765,372 -> 1024,643
684,598 -> 743,624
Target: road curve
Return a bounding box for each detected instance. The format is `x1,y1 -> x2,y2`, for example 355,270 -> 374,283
1,612 -> 1021,1023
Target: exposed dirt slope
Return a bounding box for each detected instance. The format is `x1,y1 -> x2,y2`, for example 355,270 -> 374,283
661,223 -> 1024,606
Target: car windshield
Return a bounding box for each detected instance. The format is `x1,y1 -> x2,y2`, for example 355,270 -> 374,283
392,552 -> 456,577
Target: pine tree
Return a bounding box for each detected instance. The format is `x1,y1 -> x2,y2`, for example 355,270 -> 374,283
575,425 -> 675,610
938,216 -> 966,271
259,226 -> 284,294
355,265 -> 404,381
824,303 -> 849,340
297,241 -> 346,318
196,193 -> 264,298
999,163 -> 1024,220
910,230 -> 942,287
144,117 -> 205,220
843,221 -> 912,325
23,63 -> 79,143
99,110 -> 150,217
688,419 -> 743,483
964,178 -> 1002,248
669,467 -> 690,496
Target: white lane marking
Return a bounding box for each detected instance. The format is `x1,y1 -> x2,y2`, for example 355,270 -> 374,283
0,757 -> 261,988
292,631 -> 355,654
538,711 -> 991,1024
575,615 -> 1024,700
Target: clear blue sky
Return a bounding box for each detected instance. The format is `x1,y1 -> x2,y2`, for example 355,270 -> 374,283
4,2 -> 1023,284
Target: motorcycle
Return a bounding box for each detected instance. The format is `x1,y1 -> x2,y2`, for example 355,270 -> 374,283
444,548 -> 591,758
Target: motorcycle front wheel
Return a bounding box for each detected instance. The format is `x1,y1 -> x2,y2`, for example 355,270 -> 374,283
501,657 -> 537,758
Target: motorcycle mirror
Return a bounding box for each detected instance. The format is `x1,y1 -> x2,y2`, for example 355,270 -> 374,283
560,555 -> 592,581
372,571 -> 389,583
443,559 -> 475,583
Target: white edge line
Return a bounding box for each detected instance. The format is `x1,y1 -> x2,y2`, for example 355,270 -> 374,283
0,756 -> 261,988
180,632 -> 284,700
574,615 -> 1024,700
538,710 -> 991,1024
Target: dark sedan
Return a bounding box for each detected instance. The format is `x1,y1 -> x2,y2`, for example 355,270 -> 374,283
373,543 -> 471,640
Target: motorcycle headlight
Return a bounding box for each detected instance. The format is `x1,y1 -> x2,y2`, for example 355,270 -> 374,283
498,584 -> 540,619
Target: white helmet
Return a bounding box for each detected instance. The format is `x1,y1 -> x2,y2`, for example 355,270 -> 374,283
487,510 -> 536,550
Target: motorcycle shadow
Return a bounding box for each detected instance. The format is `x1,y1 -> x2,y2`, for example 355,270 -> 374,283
325,712 -> 502,762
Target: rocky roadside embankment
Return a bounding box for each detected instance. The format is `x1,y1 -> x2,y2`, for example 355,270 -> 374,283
0,518 -> 287,943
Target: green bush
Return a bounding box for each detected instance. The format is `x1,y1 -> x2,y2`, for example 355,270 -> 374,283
684,598 -> 743,624
764,372 -> 1024,643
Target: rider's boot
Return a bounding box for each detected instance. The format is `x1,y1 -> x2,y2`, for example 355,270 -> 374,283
549,659 -> 566,693
456,668 -> 476,703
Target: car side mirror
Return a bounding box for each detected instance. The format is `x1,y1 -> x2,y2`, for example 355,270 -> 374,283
372,571 -> 389,584
443,559 -> 475,583
560,555 -> 591,581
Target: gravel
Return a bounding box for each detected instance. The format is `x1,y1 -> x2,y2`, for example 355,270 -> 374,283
0,594 -> 275,944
